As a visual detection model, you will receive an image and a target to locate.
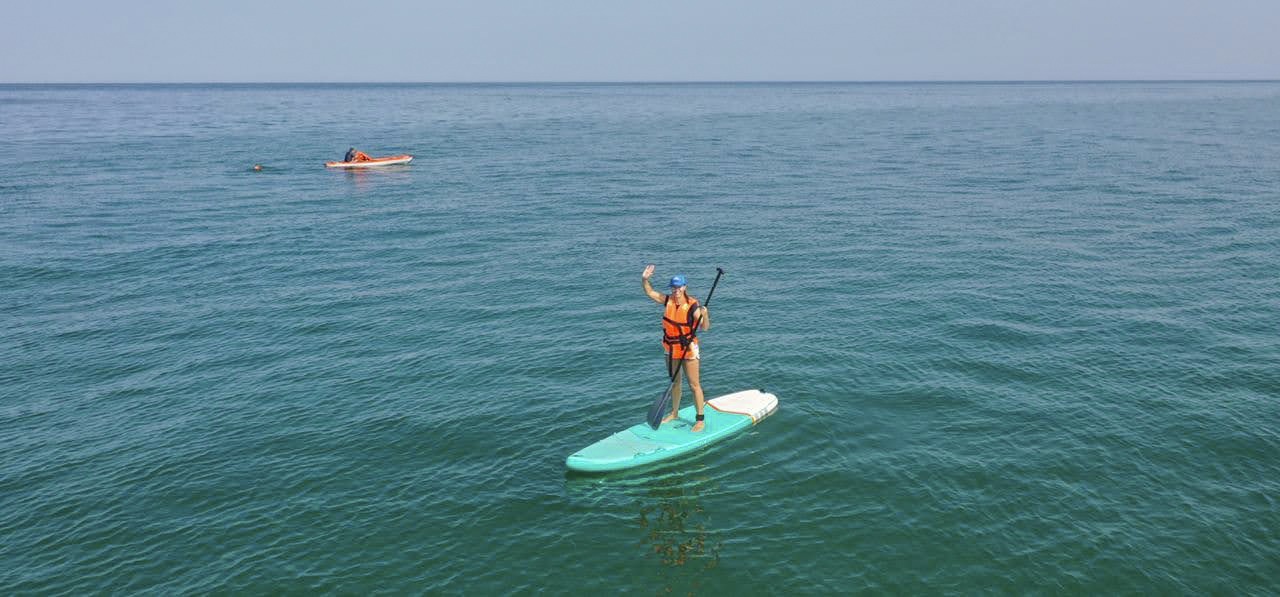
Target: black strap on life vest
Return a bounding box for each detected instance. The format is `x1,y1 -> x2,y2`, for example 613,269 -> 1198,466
662,296 -> 699,348
663,296 -> 702,380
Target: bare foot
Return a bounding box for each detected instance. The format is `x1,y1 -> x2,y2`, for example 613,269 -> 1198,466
661,413 -> 677,424
691,420 -> 705,432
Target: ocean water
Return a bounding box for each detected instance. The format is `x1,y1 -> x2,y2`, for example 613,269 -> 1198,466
2,82 -> 1279,594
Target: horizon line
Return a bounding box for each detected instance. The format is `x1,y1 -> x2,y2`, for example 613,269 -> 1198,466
3,78 -> 1279,86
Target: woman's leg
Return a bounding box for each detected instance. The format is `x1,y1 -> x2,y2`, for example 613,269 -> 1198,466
663,356 -> 682,423
686,358 -> 705,432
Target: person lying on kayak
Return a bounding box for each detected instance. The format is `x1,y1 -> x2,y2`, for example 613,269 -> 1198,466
343,148 -> 373,162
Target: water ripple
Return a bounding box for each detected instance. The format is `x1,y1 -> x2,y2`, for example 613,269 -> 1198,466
3,82 -> 1279,594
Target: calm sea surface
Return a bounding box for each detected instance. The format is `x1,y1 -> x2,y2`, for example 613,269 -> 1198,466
2,82 -> 1279,594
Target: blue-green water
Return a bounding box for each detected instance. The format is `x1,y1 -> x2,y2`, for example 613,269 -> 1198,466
3,82 -> 1279,594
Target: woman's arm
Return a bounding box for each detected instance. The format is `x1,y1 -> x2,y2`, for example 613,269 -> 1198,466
641,264 -> 666,304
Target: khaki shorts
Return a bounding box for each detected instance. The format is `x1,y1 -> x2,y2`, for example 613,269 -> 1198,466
664,342 -> 700,361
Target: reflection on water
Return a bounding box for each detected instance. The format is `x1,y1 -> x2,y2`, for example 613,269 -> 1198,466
335,165 -> 415,192
566,462 -> 731,594
638,484 -> 720,570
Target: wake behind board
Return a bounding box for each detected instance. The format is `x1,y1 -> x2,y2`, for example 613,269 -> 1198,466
565,389 -> 778,473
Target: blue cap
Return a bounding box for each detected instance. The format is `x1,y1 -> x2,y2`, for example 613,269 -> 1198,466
668,275 -> 687,288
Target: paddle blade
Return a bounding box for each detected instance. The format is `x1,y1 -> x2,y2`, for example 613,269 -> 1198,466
647,385 -> 673,429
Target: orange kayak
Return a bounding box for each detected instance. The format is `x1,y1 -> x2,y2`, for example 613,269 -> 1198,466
325,155 -> 413,168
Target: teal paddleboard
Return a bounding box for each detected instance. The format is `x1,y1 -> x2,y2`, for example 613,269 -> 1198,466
565,389 -> 778,473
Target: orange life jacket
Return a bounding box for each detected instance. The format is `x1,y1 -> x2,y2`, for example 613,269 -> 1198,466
662,296 -> 700,359
353,151 -> 372,162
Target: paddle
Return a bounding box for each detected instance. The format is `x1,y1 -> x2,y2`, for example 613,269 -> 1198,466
647,267 -> 724,429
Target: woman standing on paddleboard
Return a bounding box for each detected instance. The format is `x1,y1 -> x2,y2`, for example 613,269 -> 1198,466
642,264 -> 711,432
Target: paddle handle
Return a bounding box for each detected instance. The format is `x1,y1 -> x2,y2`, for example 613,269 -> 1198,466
687,267 -> 723,342
703,267 -> 725,308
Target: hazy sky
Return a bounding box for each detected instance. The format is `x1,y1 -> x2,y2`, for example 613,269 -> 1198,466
3,0 -> 1277,82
